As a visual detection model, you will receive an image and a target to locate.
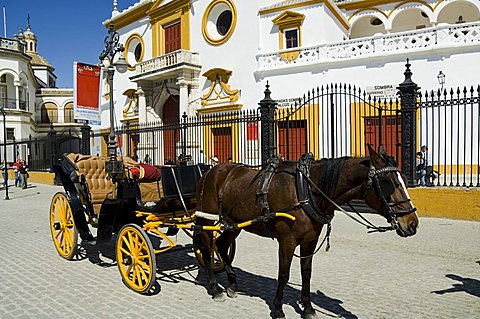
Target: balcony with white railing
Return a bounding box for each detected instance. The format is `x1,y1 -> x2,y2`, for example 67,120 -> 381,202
0,37 -> 26,54
256,22 -> 480,73
131,50 -> 201,81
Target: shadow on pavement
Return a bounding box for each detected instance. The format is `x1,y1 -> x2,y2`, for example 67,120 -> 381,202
68,237 -> 357,317
431,274 -> 480,298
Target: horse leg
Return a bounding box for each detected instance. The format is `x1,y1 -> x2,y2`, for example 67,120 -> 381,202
272,237 -> 296,319
194,230 -> 225,301
300,238 -> 319,319
216,230 -> 241,298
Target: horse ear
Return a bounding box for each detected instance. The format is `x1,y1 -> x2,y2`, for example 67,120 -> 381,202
368,144 -> 385,167
377,144 -> 387,156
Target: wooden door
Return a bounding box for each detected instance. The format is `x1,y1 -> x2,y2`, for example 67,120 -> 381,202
163,95 -> 179,163
365,116 -> 402,167
164,22 -> 181,54
212,127 -> 232,163
278,120 -> 307,161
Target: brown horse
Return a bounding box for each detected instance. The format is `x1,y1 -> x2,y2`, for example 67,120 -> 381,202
194,145 -> 418,319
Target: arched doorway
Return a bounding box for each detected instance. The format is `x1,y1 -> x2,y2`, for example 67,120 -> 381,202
163,95 -> 179,163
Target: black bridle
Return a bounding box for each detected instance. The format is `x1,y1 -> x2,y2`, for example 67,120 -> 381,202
365,165 -> 417,229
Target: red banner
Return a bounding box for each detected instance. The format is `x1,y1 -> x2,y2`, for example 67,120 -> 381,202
74,62 -> 101,123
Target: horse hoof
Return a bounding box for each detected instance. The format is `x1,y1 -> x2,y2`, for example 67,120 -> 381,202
302,311 -> 317,319
213,292 -> 226,302
271,312 -> 285,319
227,287 -> 238,298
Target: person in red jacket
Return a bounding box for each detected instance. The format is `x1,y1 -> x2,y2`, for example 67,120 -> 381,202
12,159 -> 22,187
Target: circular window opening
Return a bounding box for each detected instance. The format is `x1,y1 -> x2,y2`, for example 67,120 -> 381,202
370,17 -> 383,26
216,10 -> 232,36
421,11 -> 428,18
134,43 -> 142,62
202,0 -> 237,46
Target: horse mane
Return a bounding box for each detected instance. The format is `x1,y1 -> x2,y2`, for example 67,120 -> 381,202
316,157 -> 352,198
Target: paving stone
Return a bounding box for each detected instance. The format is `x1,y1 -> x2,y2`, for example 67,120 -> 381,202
0,184 -> 479,318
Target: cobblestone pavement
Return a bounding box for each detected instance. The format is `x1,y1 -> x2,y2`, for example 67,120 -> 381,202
0,183 -> 479,318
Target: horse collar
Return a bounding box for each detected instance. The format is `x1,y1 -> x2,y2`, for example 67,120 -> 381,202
295,153 -> 333,224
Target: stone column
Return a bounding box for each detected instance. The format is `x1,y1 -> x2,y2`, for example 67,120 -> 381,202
177,77 -> 189,116
137,87 -> 146,125
14,80 -> 21,110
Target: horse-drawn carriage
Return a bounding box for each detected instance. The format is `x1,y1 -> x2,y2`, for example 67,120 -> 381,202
49,153 -> 293,294
49,153 -> 221,293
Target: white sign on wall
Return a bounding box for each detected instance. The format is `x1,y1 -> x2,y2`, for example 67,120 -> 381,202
366,85 -> 397,100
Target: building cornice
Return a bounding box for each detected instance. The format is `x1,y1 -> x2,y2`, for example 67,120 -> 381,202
260,0 -> 349,30
103,0 -> 154,30
37,88 -> 74,97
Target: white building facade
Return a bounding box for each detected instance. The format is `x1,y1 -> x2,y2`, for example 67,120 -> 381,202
101,0 -> 480,171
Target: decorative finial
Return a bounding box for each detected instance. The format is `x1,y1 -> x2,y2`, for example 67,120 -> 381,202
113,0 -> 119,12
27,12 -> 31,30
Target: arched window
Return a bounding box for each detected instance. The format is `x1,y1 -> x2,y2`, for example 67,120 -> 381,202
350,15 -> 386,39
40,102 -> 58,123
64,102 -> 74,123
437,1 -> 480,24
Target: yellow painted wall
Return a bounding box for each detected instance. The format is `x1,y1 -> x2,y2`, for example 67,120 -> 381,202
6,170 -> 55,186
409,188 -> 480,221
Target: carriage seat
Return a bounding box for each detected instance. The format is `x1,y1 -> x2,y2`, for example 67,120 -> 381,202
65,154 -> 165,215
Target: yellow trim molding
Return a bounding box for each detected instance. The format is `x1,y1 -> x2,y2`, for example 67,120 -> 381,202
202,0 -> 238,46
103,1 -> 152,29
122,88 -> 138,118
124,33 -> 145,71
149,0 -> 191,56
200,68 -> 241,111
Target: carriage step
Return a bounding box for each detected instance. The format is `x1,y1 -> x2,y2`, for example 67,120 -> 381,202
195,211 -> 220,221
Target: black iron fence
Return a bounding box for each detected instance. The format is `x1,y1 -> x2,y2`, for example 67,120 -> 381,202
2,60 -> 478,188
418,87 -> 480,187
93,109 -> 262,167
0,126 -> 83,171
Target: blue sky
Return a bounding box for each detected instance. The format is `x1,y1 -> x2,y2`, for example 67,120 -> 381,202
4,0 -> 138,88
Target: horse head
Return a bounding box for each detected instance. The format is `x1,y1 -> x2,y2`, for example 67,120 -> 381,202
362,144 -> 419,237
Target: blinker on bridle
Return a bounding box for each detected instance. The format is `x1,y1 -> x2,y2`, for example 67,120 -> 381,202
366,165 -> 417,227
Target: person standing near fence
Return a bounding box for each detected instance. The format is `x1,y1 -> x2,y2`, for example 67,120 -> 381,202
1,161 -> 7,187
13,159 -> 22,187
19,160 -> 29,189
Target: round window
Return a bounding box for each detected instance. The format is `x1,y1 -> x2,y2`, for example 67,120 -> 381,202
202,0 -> 237,46
124,34 -> 144,70
134,43 -> 142,62
216,10 -> 232,36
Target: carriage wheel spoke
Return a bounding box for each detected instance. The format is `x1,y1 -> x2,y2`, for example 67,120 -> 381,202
122,235 -> 133,252
120,247 -> 133,258
137,259 -> 150,270
137,265 -> 149,283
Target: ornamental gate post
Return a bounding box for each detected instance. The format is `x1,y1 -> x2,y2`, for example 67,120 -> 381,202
80,122 -> 91,155
259,82 -> 277,166
397,59 -> 419,187
48,123 -> 58,170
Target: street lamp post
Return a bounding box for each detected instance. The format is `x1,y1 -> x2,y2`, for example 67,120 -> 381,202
1,107 -> 9,200
437,71 -> 446,93
99,23 -> 129,179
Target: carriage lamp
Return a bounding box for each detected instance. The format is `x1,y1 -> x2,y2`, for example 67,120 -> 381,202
99,23 -> 129,178
0,106 -> 9,200
437,71 -> 445,92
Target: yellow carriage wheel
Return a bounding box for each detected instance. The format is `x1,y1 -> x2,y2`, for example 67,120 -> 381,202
49,192 -> 78,260
195,231 -> 236,274
116,224 -> 156,294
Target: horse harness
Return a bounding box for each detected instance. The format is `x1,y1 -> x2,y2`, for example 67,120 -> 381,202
364,165 -> 417,228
